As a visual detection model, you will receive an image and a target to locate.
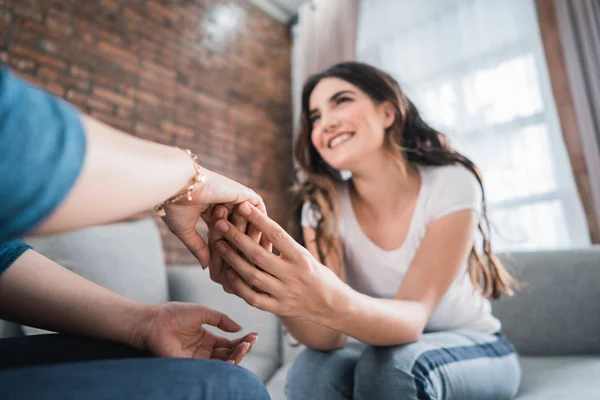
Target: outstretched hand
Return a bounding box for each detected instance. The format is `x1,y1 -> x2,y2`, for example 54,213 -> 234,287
137,302 -> 257,364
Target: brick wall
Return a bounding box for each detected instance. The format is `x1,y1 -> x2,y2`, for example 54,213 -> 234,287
0,0 -> 293,264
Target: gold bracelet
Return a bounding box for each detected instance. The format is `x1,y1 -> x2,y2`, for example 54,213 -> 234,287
154,148 -> 207,217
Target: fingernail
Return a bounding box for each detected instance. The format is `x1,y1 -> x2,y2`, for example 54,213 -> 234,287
216,220 -> 229,233
216,208 -> 226,219
227,270 -> 236,281
216,241 -> 228,255
239,203 -> 251,216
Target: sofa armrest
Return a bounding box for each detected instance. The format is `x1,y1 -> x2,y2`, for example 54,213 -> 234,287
494,247 -> 600,355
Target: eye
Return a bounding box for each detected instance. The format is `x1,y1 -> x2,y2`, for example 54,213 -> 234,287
336,96 -> 352,105
310,114 -> 321,123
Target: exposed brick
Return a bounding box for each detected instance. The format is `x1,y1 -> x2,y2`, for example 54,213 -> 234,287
21,21 -> 64,41
93,87 -> 135,108
2,0 -> 293,265
101,0 -> 120,10
97,41 -> 137,64
141,60 -> 177,81
91,111 -> 134,133
12,2 -> 44,23
161,121 -> 194,138
46,15 -> 74,37
146,2 -> 180,26
8,54 -> 36,73
134,89 -> 161,106
12,45 -> 67,70
45,82 -> 65,97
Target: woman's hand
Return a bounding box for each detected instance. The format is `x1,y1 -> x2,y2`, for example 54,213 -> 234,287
162,168 -> 267,268
212,202 -> 347,324
208,205 -> 271,295
135,302 -> 257,364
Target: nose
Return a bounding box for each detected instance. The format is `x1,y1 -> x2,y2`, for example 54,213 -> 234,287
321,112 -> 340,133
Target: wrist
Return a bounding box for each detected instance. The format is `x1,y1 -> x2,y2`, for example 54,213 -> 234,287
154,148 -> 206,217
124,302 -> 159,351
317,281 -> 356,330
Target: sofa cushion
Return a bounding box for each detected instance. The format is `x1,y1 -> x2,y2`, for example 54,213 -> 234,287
494,248 -> 600,355
22,218 -> 168,335
515,356 -> 600,399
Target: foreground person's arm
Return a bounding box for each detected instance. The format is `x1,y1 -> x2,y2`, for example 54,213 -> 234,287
0,246 -> 256,363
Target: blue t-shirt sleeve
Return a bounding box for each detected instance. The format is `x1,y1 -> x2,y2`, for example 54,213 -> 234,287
0,66 -> 86,243
0,240 -> 32,276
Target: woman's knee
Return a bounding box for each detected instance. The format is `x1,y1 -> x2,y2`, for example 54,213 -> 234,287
286,347 -> 360,400
354,344 -> 430,399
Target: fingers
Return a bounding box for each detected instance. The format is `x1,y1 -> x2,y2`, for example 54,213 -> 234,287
214,219 -> 280,274
260,231 -> 273,253
213,332 -> 257,350
224,268 -> 279,313
209,206 -> 227,277
235,203 -> 300,259
231,207 -> 248,241
177,229 -> 210,268
215,241 -> 282,294
211,342 -> 249,364
203,307 -> 242,333
229,342 -> 250,364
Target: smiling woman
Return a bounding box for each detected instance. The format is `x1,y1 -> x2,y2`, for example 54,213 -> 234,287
214,62 -> 523,400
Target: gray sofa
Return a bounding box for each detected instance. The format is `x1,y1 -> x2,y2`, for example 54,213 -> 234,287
1,218 -> 599,399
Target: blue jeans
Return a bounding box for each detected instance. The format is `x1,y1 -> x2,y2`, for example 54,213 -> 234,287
286,330 -> 521,400
0,334 -> 270,399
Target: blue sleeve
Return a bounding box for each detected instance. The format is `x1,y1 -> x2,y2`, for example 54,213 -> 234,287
0,66 -> 86,243
0,240 -> 32,276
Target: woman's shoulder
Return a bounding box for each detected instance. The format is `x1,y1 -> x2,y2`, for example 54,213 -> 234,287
421,164 -> 480,193
419,164 -> 483,222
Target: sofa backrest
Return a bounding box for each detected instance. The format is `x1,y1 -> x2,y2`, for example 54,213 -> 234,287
167,266 -> 281,363
494,248 -> 600,355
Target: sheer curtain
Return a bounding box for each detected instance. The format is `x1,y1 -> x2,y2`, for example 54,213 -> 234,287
357,0 -> 590,251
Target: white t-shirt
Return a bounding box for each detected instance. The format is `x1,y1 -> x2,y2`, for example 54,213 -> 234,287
301,165 -> 501,334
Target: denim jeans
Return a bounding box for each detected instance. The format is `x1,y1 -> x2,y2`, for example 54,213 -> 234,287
0,334 -> 270,400
286,330 -> 521,400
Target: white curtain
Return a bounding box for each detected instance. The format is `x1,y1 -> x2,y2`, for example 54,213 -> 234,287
357,0 -> 590,251
292,0 -> 360,131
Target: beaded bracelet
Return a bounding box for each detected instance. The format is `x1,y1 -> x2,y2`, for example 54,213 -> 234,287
154,148 -> 207,217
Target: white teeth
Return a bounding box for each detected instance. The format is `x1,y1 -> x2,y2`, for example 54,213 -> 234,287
329,133 -> 352,149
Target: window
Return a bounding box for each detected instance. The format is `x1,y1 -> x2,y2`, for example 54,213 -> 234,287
357,0 -> 589,251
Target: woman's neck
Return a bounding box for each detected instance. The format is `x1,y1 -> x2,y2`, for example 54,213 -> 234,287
349,153 -> 420,218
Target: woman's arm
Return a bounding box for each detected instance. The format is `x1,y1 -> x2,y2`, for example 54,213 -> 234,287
214,203 -> 478,346
279,226 -> 347,350
325,209 -> 478,345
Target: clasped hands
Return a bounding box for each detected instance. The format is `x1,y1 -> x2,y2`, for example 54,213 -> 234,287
153,170 -> 342,365
206,202 -> 344,325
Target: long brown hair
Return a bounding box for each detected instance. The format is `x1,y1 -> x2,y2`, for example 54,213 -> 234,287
293,61 -> 517,299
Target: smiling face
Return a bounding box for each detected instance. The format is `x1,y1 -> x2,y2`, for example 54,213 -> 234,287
308,77 -> 396,171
